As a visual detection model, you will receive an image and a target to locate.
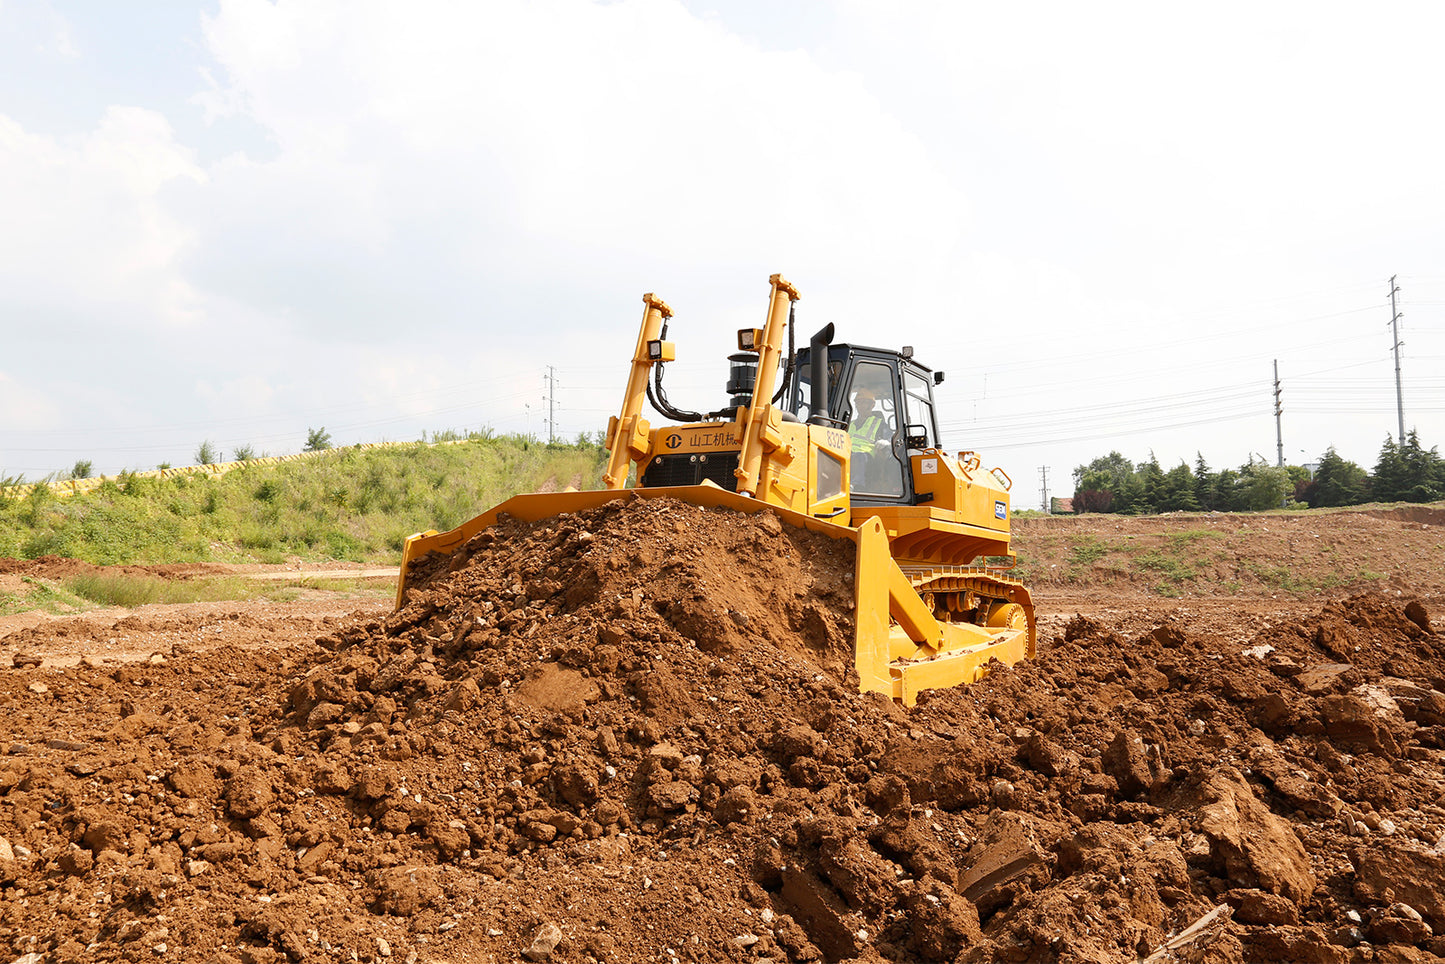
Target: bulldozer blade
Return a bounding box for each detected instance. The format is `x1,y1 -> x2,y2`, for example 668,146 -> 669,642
397,484 -> 1033,704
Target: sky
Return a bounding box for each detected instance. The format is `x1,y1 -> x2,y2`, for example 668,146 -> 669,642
2,0 -> 1444,509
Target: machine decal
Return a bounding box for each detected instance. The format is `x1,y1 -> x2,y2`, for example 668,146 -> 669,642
665,433 -> 682,449
688,429 -> 737,447
921,457 -> 938,475
995,500 -> 1007,520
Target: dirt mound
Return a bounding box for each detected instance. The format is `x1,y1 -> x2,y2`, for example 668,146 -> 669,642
1362,505 -> 1445,527
2,500 -> 1445,963
0,555 -> 225,581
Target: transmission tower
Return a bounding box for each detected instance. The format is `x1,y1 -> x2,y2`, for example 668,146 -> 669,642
1389,276 -> 1405,443
1273,359 -> 1283,467
542,366 -> 558,443
1039,466 -> 1050,513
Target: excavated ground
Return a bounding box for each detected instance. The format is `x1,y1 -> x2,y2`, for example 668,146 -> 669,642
1,499 -> 1444,964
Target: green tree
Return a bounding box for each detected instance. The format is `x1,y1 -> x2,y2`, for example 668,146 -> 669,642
304,427 -> 334,452
1072,481 -> 1114,513
1193,453 -> 1217,510
1213,467 -> 1241,511
1114,471 -> 1147,514
1372,435 -> 1406,502
1072,451 -> 1136,514
1137,454 -> 1166,513
195,440 -> 218,465
1236,463 -> 1290,511
69,459 -> 94,480
1398,430 -> 1445,502
1072,451 -> 1133,490
1284,464 -> 1311,500
233,444 -> 257,462
1159,461 -> 1201,512
1305,447 -> 1367,507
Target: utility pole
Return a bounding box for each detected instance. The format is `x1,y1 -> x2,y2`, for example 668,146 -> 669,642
543,366 -> 557,443
1272,362 -> 1288,507
1389,275 -> 1405,443
1273,359 -> 1284,467
1039,466 -> 1050,513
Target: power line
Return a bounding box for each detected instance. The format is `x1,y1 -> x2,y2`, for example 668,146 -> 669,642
956,408 -> 1265,453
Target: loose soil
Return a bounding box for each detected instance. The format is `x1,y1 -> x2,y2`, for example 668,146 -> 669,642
2,501 -> 1444,964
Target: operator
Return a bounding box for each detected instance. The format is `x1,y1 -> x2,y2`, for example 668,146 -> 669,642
850,389 -> 886,451
849,388 -> 887,488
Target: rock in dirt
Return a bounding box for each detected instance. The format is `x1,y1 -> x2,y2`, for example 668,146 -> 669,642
1351,843 -> 1445,931
1196,770 -> 1314,903
521,921 -> 564,960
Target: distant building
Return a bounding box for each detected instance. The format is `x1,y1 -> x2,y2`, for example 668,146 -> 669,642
1050,496 -> 1073,514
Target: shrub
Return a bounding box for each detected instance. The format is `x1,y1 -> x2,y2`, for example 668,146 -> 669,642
0,472 -> 25,508
121,472 -> 157,497
20,483 -> 52,527
22,530 -> 72,559
304,427 -> 333,452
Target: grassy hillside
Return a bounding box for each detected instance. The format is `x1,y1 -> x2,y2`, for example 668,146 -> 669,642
0,436 -> 608,565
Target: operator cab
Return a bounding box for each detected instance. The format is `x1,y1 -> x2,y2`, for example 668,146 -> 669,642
788,343 -> 944,507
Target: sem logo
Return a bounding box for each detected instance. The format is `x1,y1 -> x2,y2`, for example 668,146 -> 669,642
994,500 -> 1007,520
664,434 -> 682,450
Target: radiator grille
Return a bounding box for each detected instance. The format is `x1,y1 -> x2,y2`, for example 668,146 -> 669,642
641,452 -> 740,490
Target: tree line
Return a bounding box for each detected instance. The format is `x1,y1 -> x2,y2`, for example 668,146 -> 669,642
1071,431 -> 1445,514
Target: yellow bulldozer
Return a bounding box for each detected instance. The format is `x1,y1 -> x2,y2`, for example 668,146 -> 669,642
396,275 -> 1034,705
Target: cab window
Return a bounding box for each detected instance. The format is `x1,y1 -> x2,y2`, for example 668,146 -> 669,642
902,369 -> 937,450
846,362 -> 904,497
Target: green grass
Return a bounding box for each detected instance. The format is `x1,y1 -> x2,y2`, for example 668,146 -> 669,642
58,572 -> 395,608
290,576 -> 393,594
1167,529 -> 1226,548
1241,561 -> 1386,594
0,435 -> 607,567
0,577 -> 90,616
1134,549 -> 1198,589
1069,538 -> 1113,566
61,573 -> 259,607
1050,536 -> 1120,583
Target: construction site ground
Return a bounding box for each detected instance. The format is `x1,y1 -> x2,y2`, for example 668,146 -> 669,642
1,502 -> 1443,964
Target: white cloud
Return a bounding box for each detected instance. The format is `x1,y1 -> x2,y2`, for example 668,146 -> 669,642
189,0 -> 967,322
2,0 -> 1441,478
0,106 -> 205,326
